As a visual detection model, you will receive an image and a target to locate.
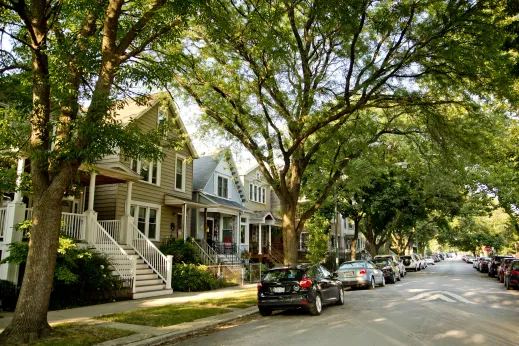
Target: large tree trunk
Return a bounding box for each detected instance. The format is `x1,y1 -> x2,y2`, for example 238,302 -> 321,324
350,219 -> 360,261
282,202 -> 298,267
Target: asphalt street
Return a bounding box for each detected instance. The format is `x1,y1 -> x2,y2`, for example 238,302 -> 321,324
168,258 -> 519,346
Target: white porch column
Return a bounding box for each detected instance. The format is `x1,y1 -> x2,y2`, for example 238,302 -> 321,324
13,158 -> 25,203
183,202 -> 187,239
258,224 -> 262,255
84,172 -> 98,244
0,200 -> 26,282
120,182 -> 134,245
87,172 -> 97,211
245,220 -> 249,251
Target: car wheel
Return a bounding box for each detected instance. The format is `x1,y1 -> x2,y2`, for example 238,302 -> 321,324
380,276 -> 386,287
397,272 -> 402,281
506,278 -> 513,290
258,307 -> 272,317
309,294 -> 323,316
368,276 -> 376,290
391,273 -> 396,284
417,266 -> 421,271
335,287 -> 345,305
499,275 -> 504,283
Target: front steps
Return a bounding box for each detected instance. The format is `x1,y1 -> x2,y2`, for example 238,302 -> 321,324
117,245 -> 173,299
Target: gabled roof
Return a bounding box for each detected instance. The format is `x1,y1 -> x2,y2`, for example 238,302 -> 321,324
200,192 -> 250,212
114,93 -> 198,158
193,148 -> 246,202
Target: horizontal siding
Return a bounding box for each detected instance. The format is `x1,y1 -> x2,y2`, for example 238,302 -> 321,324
92,184 -> 118,220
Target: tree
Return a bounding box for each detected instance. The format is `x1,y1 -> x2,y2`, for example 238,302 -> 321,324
169,0 -> 515,266
0,1 -> 196,343
304,213 -> 331,264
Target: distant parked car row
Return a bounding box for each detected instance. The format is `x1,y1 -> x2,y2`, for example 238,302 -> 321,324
257,253 -> 439,317
472,254 -> 519,290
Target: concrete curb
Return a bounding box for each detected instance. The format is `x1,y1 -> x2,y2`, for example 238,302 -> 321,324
94,307 -> 259,346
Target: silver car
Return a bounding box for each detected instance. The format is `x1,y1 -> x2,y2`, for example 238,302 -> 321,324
334,260 -> 385,289
374,254 -> 406,278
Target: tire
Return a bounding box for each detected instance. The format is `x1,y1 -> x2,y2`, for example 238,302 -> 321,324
259,307 -> 272,316
380,276 -> 386,287
417,266 -> 421,272
391,273 -> 396,284
368,276 -> 375,290
506,278 -> 513,290
499,275 -> 503,283
397,272 -> 402,281
335,287 -> 345,305
309,294 -> 323,316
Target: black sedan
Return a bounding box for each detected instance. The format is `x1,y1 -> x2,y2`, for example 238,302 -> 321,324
257,264 -> 344,316
372,258 -> 401,284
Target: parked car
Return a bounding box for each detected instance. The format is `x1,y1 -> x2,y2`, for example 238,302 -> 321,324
497,258 -> 515,283
424,256 -> 435,265
479,258 -> 491,273
372,258 -> 401,283
417,254 -> 427,269
334,260 -> 385,289
401,255 -> 420,272
473,257 -> 482,269
489,255 -> 514,278
504,260 -> 519,290
465,255 -> 475,264
374,254 -> 406,278
257,264 -> 344,316
433,255 -> 440,263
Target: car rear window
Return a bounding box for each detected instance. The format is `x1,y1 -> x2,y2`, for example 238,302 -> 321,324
512,261 -> 519,270
401,256 -> 412,260
263,269 -> 305,281
373,259 -> 390,265
339,262 -> 366,269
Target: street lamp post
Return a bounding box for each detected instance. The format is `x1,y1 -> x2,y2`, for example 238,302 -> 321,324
335,186 -> 339,269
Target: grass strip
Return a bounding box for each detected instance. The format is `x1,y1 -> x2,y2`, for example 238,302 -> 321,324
96,305 -> 231,327
4,323 -> 135,346
196,289 -> 257,308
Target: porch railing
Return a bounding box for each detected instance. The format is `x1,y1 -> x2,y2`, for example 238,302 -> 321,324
99,220 -> 121,243
191,239 -> 217,265
268,245 -> 284,265
92,221 -> 135,283
25,208 -> 32,221
131,224 -> 172,289
61,212 -> 86,240
213,241 -> 241,264
0,208 -> 6,240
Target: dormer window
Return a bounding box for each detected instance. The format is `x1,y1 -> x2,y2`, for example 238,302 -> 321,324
217,176 -> 229,198
249,183 -> 266,204
158,107 -> 168,126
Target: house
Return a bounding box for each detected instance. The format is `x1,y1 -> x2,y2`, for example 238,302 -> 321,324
329,214 -> 368,262
238,163 -> 283,265
0,93 -> 203,299
191,149 -> 251,264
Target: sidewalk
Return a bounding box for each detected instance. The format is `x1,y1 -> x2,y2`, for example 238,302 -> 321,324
0,284 -> 259,346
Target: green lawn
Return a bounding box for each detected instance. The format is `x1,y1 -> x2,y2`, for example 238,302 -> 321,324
196,289 -> 257,308
3,324 -> 135,346
96,305 -> 231,327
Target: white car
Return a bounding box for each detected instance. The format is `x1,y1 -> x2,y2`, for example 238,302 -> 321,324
425,256 -> 435,265
374,255 -> 406,278
401,255 -> 421,271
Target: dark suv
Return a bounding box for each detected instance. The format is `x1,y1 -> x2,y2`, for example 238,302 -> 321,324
488,255 -> 514,278
257,264 -> 344,316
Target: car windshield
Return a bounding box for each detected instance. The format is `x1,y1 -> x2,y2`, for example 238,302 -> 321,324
483,258 -> 491,261
401,256 -> 412,260
263,269 -> 305,281
372,259 -> 390,266
339,262 -> 366,269
512,262 -> 519,270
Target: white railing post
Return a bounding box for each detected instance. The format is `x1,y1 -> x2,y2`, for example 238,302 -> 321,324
84,210 -> 98,244
166,255 -> 173,289
0,201 -> 26,282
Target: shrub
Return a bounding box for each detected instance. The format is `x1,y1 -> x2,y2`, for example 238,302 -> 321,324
171,264 -> 217,292
160,238 -> 200,264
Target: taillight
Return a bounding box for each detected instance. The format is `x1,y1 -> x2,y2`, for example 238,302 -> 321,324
257,281 -> 262,291
511,270 -> 519,276
299,275 -> 313,288
334,271 -> 338,276
359,269 -> 367,275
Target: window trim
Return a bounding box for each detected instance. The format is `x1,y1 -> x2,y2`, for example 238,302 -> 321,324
249,182 -> 266,204
130,159 -> 161,186
129,200 -> 161,241
157,107 -> 168,125
175,154 -> 186,192
215,173 -> 230,199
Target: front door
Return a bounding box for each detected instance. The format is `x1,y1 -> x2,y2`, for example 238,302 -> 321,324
206,219 -> 214,246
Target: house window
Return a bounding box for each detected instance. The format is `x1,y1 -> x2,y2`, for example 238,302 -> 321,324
158,108 -> 168,126
130,204 -> 160,240
175,155 -> 186,191
217,176 -> 229,198
222,217 -> 233,243
240,217 -> 247,244
130,159 -> 160,186
249,183 -> 266,204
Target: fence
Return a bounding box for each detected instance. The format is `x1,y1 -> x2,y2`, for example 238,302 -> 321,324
98,220 -> 121,242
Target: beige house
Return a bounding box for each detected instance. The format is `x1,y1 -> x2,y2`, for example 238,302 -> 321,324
93,94 -> 203,244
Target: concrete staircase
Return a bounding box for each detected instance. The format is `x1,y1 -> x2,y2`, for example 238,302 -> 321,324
119,245 -> 173,299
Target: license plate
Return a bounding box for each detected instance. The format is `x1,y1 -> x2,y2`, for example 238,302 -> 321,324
272,287 -> 285,293
343,271 -> 354,277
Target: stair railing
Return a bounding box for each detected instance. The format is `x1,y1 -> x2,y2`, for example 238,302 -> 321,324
268,245 -> 284,265
199,239 -> 219,263
131,224 -> 172,289
91,221 -> 135,285
190,238 -> 217,265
